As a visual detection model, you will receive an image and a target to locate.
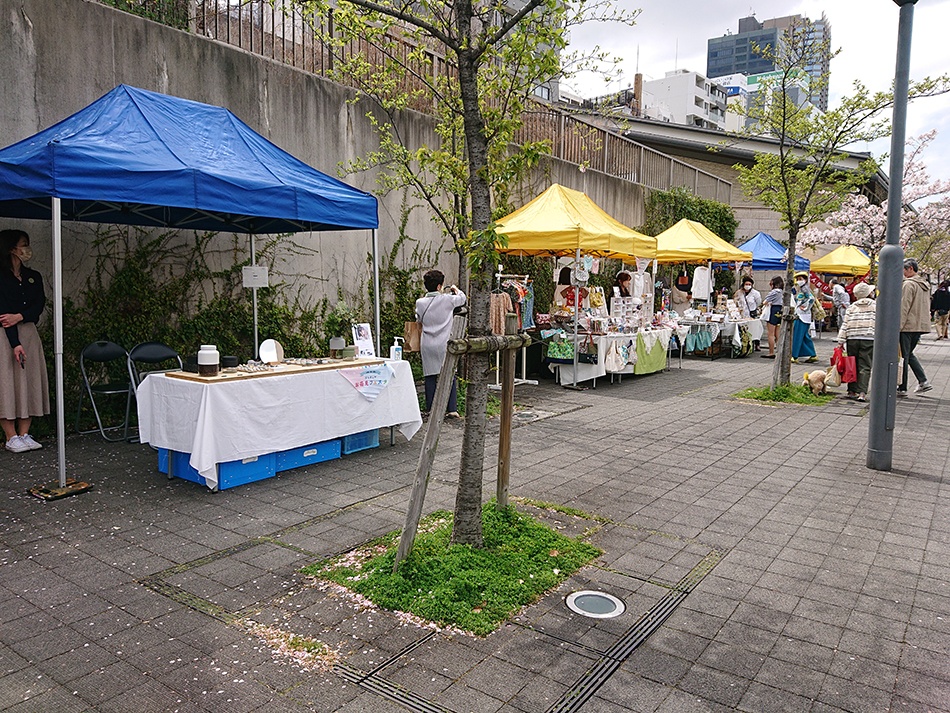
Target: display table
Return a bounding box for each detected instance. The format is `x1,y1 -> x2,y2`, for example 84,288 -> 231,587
679,318 -> 764,358
137,360 -> 422,489
553,329 -> 672,385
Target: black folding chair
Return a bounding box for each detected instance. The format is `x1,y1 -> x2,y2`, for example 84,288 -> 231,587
127,341 -> 183,388
127,342 -> 183,444
76,341 -> 133,441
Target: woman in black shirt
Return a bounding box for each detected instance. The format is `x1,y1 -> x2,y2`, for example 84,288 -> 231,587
0,229 -> 50,453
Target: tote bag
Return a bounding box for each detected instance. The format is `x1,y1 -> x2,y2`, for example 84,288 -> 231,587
403,321 -> 422,352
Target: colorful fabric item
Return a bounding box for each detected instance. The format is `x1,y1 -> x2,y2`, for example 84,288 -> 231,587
490,292 -> 514,335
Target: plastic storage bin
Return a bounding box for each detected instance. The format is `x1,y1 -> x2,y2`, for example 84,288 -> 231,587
275,439 -> 342,471
342,429 -> 380,455
158,448 -> 275,490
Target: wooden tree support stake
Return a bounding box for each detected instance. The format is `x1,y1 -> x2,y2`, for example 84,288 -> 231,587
394,308 -> 532,569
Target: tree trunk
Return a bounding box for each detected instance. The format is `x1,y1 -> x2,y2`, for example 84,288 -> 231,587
772,230 -> 799,387
452,47 -> 494,547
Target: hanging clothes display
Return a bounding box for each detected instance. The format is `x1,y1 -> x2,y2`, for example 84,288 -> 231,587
521,283 -> 535,329
691,266 -> 712,301
490,291 -> 514,335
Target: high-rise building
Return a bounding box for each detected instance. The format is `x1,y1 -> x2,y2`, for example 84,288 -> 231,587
706,13 -> 831,111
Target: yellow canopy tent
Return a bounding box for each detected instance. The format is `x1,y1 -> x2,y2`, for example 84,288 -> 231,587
495,183 -> 656,259
654,219 -> 752,264
495,184 -> 656,388
808,245 -> 872,276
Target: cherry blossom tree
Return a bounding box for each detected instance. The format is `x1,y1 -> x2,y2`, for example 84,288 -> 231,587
801,132 -> 950,276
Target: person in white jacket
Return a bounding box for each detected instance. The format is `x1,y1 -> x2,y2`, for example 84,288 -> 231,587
415,270 -> 467,416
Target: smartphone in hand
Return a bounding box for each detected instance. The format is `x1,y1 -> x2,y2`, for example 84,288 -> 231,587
17,353 -> 25,369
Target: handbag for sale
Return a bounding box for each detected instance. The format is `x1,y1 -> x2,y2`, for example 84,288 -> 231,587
403,321 -> 422,352
535,313 -> 552,328
545,339 -> 575,364
577,334 -> 599,364
604,340 -> 625,372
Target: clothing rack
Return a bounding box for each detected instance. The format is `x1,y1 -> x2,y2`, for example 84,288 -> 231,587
491,270 -> 538,389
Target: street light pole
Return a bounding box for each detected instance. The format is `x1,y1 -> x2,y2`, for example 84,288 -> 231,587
867,0 -> 918,471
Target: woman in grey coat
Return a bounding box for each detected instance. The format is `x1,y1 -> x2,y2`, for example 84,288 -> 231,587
416,270 -> 467,416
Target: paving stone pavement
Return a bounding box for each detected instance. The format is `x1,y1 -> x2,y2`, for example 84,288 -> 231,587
1,335 -> 949,712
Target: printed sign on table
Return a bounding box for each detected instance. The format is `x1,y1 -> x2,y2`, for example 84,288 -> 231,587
338,363 -> 394,401
352,323 -> 376,357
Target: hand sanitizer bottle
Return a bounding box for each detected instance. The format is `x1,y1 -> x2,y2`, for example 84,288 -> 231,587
389,337 -> 404,361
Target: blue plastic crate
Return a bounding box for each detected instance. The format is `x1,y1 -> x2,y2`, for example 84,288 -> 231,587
275,439 -> 342,472
157,448 -> 275,490
342,429 -> 379,455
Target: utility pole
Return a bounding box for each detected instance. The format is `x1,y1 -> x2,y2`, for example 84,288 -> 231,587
867,0 -> 918,470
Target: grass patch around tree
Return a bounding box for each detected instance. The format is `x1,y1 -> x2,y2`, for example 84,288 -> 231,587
301,503 -> 601,636
735,383 -> 836,405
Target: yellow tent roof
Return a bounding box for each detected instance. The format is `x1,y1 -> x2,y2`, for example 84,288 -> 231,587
808,245 -> 872,276
654,219 -> 752,264
495,184 -> 656,259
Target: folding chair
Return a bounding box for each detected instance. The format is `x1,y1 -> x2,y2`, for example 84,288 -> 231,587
127,341 -> 183,388
76,341 -> 133,441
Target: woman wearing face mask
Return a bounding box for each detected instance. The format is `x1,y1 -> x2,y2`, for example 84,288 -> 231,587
0,229 -> 50,453
734,275 -> 762,318
734,275 -> 763,351
791,271 -> 818,363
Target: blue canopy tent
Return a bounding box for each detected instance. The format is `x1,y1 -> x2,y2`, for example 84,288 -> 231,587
0,84 -> 380,490
736,232 -> 810,271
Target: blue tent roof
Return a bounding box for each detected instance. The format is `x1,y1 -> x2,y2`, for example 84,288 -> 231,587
737,232 -> 810,271
0,85 -> 378,233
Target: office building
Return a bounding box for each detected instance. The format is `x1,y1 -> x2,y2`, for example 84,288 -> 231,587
707,13 -> 831,111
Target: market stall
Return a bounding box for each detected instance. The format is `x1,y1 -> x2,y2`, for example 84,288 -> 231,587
0,85 -> 397,492
138,360 -> 422,490
653,219 -> 755,358
495,184 -> 662,385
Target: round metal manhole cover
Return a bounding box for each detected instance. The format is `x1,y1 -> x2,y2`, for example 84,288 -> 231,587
565,590 -> 626,618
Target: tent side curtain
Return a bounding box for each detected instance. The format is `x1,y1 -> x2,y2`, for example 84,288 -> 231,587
0,84 -> 378,234
495,184 -> 656,259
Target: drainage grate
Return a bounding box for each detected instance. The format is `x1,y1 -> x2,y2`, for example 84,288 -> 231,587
335,661 -> 453,713
547,549 -> 724,713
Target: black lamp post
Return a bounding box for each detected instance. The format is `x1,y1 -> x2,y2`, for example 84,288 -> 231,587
867,0 -> 918,470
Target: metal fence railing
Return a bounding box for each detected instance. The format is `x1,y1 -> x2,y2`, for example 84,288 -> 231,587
96,0 -> 732,203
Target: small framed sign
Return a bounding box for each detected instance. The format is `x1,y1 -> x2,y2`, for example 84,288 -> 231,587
351,323 -> 376,357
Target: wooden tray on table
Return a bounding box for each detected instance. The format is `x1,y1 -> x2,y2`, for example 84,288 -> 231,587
164,357 -> 386,382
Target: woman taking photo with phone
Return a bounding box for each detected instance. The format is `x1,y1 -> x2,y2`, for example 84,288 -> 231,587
0,229 -> 50,453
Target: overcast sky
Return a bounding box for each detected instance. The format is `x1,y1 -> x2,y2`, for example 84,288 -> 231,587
565,0 -> 950,192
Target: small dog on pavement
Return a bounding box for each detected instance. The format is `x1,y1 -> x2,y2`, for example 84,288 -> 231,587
803,370 -> 827,396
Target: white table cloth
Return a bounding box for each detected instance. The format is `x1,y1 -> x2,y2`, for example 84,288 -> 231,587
137,360 -> 422,489
554,329 -> 672,383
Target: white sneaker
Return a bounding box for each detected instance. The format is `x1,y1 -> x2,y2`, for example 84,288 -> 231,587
915,382 -> 933,394
5,436 -> 30,453
19,434 -> 42,450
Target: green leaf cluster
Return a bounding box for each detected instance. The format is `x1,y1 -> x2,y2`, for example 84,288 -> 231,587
642,186 -> 739,242
735,384 -> 834,406
305,503 -> 601,636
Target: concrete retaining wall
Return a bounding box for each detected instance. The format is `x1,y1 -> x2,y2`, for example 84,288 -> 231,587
0,0 -> 646,316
